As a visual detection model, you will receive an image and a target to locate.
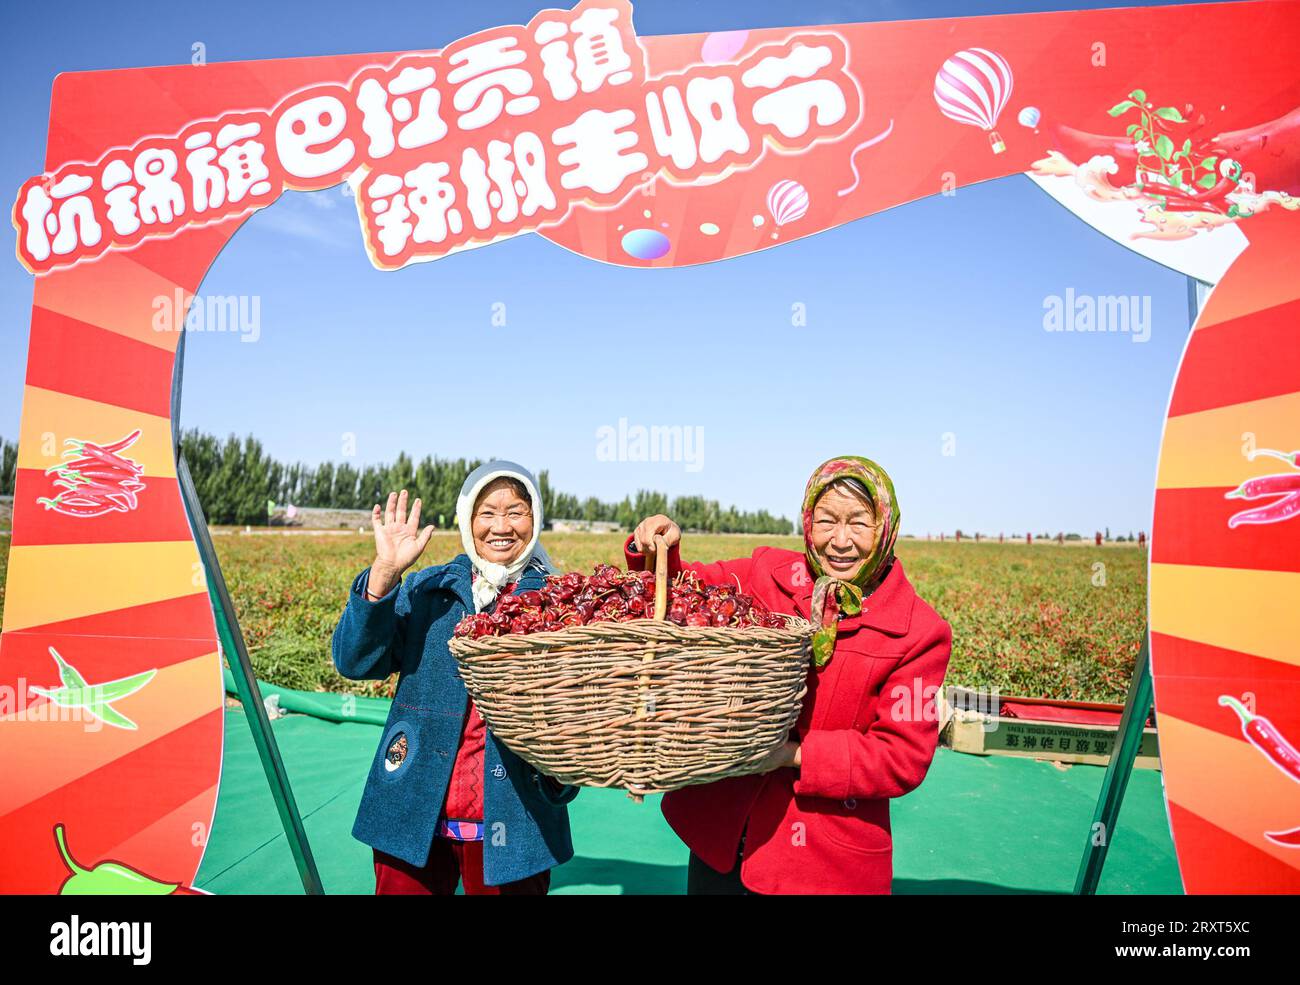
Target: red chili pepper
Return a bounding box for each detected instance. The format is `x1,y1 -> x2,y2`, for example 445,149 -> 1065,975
1251,448 -> 1300,469
61,496 -> 118,508
1226,474 -> 1300,499
69,477 -> 131,492
1145,186 -> 1227,211
81,429 -> 141,455
1176,175 -> 1237,203
1160,200 -> 1227,215
67,460 -> 139,475
55,454 -> 140,474
69,472 -> 140,488
1264,826 -> 1300,848
75,445 -> 138,471
37,497 -> 115,517
1227,491 -> 1300,528
60,481 -> 129,499
1220,696 -> 1300,782
1143,170 -> 1237,202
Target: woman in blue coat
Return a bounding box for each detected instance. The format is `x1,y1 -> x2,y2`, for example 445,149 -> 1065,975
332,460 -> 578,894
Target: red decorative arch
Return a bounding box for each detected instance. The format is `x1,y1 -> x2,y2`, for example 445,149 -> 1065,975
3,0 -> 1298,893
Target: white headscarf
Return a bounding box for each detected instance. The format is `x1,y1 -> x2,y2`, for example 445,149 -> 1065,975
456,460 -> 556,612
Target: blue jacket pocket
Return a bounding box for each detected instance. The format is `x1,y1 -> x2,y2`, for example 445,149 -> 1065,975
352,710 -> 457,868
378,719 -> 418,781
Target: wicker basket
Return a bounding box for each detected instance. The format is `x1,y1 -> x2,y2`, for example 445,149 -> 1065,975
449,536 -> 821,798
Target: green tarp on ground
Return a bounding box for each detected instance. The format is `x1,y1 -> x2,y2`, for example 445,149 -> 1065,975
221,667 -> 391,725
196,694 -> 1183,894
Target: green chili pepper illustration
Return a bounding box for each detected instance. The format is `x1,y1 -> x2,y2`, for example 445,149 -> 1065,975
29,647 -> 156,730
55,824 -> 179,895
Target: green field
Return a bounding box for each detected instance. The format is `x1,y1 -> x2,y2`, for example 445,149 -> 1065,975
0,532 -> 1146,703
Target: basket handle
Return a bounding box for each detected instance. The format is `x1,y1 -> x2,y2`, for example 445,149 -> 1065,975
629,533 -> 670,804
651,533 -> 669,621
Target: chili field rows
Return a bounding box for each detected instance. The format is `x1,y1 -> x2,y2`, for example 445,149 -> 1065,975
0,533 -> 1146,702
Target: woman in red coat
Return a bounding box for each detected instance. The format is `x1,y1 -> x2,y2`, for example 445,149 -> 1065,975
626,455 -> 952,894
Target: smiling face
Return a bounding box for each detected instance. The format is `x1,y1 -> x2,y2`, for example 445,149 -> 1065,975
808,480 -> 880,582
471,478 -> 535,566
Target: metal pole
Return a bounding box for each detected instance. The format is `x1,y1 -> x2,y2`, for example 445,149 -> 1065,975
1074,633 -> 1154,894
1074,272 -> 1205,893
172,331 -> 324,894
1186,277 -> 1210,329
1076,271 -> 1206,894
178,453 -> 324,894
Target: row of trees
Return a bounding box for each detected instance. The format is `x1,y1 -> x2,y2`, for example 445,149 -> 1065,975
1,437 -> 15,496
929,531 -> 1144,542
0,435 -> 1143,542
178,430 -> 794,533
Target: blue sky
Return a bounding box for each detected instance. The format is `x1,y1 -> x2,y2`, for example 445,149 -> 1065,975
2,0 -> 1227,536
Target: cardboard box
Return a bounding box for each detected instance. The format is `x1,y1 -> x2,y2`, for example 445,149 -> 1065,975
937,687 -> 1161,770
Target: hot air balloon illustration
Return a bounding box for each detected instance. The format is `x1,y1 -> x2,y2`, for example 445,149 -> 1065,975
766,179 -> 809,227
934,48 -> 1014,154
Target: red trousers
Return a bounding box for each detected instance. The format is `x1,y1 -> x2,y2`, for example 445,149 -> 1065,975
373,838 -> 551,895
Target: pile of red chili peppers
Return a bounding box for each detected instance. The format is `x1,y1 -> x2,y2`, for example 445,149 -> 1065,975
37,430 -> 146,519
454,565 -> 785,639
1219,695 -> 1300,848
1225,448 -> 1300,529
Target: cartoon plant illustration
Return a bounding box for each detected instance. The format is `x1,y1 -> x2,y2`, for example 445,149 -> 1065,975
1109,89 -> 1243,215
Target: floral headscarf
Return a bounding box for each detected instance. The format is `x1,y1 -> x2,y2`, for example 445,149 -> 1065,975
802,456 -> 900,666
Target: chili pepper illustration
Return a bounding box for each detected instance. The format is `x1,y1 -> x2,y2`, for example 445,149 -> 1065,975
1141,182 -> 1233,215
1142,174 -> 1241,213
30,646 -> 156,730
1226,491 -> 1300,527
1219,696 -> 1300,783
54,824 -> 193,895
1249,449 -> 1300,469
1264,826 -> 1300,848
1226,474 -> 1300,499
88,432 -> 142,454
37,429 -> 146,519
1225,447 -> 1300,528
